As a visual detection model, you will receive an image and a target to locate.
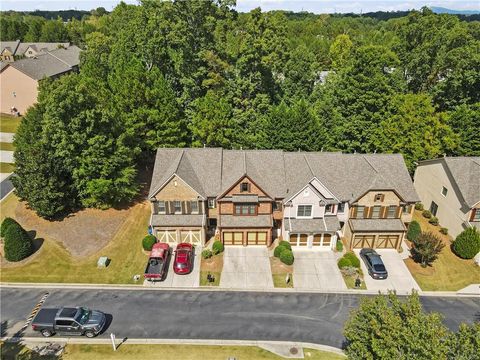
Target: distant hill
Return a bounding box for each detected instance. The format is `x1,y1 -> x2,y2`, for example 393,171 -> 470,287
431,7 -> 480,15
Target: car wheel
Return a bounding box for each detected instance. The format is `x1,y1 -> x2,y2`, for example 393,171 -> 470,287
41,329 -> 53,337
84,330 -> 96,338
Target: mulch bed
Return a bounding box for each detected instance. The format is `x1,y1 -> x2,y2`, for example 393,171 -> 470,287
270,256 -> 293,275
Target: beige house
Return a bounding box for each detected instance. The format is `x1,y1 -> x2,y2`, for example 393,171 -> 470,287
0,41 -> 70,62
0,46 -> 81,114
414,157 -> 480,238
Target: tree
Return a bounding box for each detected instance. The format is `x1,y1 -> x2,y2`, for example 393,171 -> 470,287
344,291 -> 449,360
329,34 -> 353,69
447,103 -> 480,156
446,322 -> 480,360
3,221 -> 33,262
452,227 -> 480,259
411,232 -> 445,267
39,17 -> 69,42
406,220 -> 421,242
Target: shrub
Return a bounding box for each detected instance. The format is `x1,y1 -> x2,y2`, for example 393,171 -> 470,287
3,222 -> 33,262
411,232 -> 445,267
212,240 -> 224,255
407,221 -> 421,242
1,217 -> 19,238
274,245 -> 288,258
338,257 -> 351,269
440,227 -> 448,235
452,227 -> 480,259
201,249 -> 213,259
344,252 -> 360,268
280,249 -> 294,265
336,239 -> 344,252
429,216 -> 439,226
415,203 -> 424,211
278,240 -> 292,250
142,235 -> 156,251
422,210 -> 432,219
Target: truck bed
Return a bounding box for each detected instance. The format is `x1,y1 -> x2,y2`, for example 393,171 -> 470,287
32,308 -> 58,326
145,260 -> 164,275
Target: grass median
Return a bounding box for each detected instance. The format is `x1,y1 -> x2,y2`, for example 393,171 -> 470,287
0,113 -> 21,133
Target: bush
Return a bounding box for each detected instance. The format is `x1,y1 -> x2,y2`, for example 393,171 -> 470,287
440,227 -> 448,235
452,227 -> 480,259
278,240 -> 292,250
1,217 -> 19,238
274,245 -> 288,258
415,203 -> 424,211
411,232 -> 445,267
201,249 -> 213,259
212,240 -> 224,255
429,216 -> 439,226
338,257 -> 351,269
422,210 -> 432,219
280,249 -> 294,265
407,221 -> 421,242
142,235 -> 156,251
344,252 -> 360,268
336,239 -> 344,252
3,222 -> 33,262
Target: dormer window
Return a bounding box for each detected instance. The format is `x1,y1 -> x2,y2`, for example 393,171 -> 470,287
208,198 -> 216,208
374,193 -> 385,202
240,182 -> 250,192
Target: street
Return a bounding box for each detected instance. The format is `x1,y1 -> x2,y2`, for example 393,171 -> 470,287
0,174 -> 14,201
1,287 -> 479,348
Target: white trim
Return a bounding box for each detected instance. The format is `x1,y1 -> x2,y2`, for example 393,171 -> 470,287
296,204 -> 314,219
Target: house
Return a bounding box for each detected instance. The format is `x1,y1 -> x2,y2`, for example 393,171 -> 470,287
0,41 -> 70,62
148,148 -> 419,250
0,46 -> 81,114
414,157 -> 480,237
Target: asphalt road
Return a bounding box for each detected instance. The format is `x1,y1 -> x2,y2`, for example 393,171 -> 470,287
1,287 -> 479,348
0,174 -> 14,200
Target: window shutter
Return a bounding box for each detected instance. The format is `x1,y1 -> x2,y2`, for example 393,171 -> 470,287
186,201 -> 191,214
153,201 -> 159,214
352,206 -> 357,218
381,194 -> 385,202
471,209 -> 477,222
363,207 -> 369,219
396,206 -> 402,218
381,206 -> 387,218
170,201 -> 175,214
247,183 -> 251,192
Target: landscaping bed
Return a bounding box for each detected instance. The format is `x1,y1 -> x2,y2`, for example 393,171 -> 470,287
270,256 -> 294,288
200,253 -> 223,286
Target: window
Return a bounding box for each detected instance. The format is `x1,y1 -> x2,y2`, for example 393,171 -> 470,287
28,50 -> 32,54
297,205 -> 312,217
55,320 -> 73,326
157,201 -> 166,214
374,193 -> 384,202
356,206 -> 365,218
234,204 -> 256,215
273,201 -> 282,211
240,182 -> 250,192
208,198 -> 216,209
190,201 -> 198,213
430,201 -> 438,216
473,210 -> 480,221
371,206 -> 381,218
337,203 -> 345,213
325,204 -> 335,213
174,200 -> 182,214
387,206 -> 397,218
441,187 -> 448,197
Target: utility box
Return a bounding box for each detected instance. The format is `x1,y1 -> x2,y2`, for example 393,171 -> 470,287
97,256 -> 110,268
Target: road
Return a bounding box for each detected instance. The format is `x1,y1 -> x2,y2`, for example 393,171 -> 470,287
0,173 -> 14,200
1,287 -> 479,348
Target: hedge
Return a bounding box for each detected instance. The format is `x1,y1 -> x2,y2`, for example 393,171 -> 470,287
439,227 -> 448,235
338,257 -> 351,269
429,216 -> 439,226
422,210 -> 432,219
1,217 -> 19,238
142,235 -> 157,251
336,239 -> 344,252
337,252 -> 360,269
278,240 -> 292,250
452,228 -> 480,259
407,221 -> 421,242
274,245 -> 288,258
3,222 -> 33,262
415,203 -> 424,211
202,249 -> 213,259
280,249 -> 294,265
212,240 -> 224,255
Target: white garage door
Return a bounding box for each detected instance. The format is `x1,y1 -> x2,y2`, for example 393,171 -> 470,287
180,230 -> 202,245
157,230 -> 177,244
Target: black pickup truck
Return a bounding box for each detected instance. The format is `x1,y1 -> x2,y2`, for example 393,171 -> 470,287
31,307 -> 106,338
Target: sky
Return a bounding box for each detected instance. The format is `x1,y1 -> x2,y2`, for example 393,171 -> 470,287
1,0 -> 479,13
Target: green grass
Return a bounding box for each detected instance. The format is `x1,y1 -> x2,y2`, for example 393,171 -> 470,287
200,271 -> 221,286
0,142 -> 15,151
60,344 -> 345,360
272,273 -> 294,288
0,162 -> 14,173
0,194 -> 149,284
342,274 -> 367,290
0,113 -> 21,133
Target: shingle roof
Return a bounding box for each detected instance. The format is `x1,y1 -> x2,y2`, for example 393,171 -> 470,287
17,42 -> 70,56
149,148 -> 418,203
151,214 -> 204,227
0,41 -> 20,55
443,157 -> 480,208
349,218 -> 406,232
288,216 -> 340,233
219,214 -> 272,228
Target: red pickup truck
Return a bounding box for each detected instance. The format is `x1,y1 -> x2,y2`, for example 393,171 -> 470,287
144,242 -> 170,281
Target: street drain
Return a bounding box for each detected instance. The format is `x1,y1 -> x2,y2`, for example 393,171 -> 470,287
290,347 -> 299,355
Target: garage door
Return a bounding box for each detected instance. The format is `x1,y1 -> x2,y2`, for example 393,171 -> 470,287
312,234 -> 332,247
352,235 -> 375,248
247,232 -> 268,245
223,232 -> 243,245
376,235 -> 399,249
289,233 -> 308,246
180,230 -> 202,245
157,230 -> 177,244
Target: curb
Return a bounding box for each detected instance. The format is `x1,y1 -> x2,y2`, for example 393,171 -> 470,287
1,337 -> 345,356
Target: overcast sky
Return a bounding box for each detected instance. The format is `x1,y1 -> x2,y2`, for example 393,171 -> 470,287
1,0 -> 479,13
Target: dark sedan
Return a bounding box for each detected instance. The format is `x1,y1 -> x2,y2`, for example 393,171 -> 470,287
360,248 -> 388,279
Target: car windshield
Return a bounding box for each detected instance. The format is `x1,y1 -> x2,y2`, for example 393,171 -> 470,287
373,264 -> 386,272
75,308 -> 91,325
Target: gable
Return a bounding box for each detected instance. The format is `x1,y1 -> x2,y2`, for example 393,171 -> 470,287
220,175 -> 269,199
153,175 -> 202,201
356,190 -> 402,206
288,183 -> 323,204
310,178 -> 337,200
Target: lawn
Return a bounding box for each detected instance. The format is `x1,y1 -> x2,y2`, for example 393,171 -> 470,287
0,194 -> 150,284
341,273 -> 366,290
0,343 -> 345,360
0,113 -> 21,133
0,142 -> 15,151
200,252 -> 223,286
0,163 -> 14,173
270,256 -> 294,288
404,210 -> 480,291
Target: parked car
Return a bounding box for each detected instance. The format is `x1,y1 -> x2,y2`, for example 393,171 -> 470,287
173,243 -> 194,274
360,248 -> 388,279
144,242 -> 170,281
31,307 -> 106,338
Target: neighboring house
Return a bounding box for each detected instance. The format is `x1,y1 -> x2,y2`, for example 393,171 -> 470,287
414,157 -> 480,237
0,46 -> 81,114
0,41 -> 70,62
148,148 -> 419,250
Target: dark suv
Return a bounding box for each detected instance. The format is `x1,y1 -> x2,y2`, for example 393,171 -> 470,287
360,248 -> 388,279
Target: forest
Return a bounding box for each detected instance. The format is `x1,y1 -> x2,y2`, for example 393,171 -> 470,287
5,1 -> 480,218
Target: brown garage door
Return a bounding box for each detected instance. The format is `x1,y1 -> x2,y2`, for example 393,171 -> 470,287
313,234 -> 321,246
289,233 -> 308,246
223,232 -> 243,245
247,232 -> 268,245
352,235 -> 375,248
312,234 -> 332,247
376,235 -> 400,248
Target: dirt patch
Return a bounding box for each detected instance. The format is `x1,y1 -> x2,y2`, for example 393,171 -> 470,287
270,256 -> 293,275
14,200 -> 131,257
201,253 -> 223,272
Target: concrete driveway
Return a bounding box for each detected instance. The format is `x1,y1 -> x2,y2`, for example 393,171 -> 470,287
293,250 -> 347,291
144,246 -> 201,288
355,249 -> 421,294
220,247 -> 274,289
